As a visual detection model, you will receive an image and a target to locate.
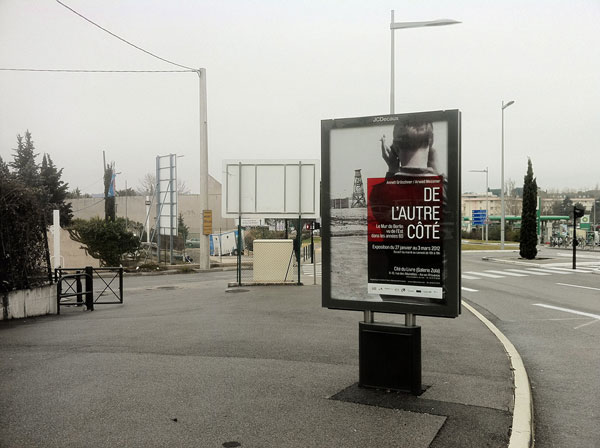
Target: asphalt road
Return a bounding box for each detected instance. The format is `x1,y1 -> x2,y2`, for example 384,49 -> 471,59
1,268 -> 515,448
460,248 -> 600,447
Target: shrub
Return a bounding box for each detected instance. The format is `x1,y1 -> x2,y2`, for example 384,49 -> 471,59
0,177 -> 50,292
243,227 -> 285,252
68,217 -> 141,266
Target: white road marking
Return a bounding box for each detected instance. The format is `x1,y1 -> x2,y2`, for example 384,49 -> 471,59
461,274 -> 481,280
547,267 -> 591,274
573,320 -> 599,330
464,271 -> 504,278
461,287 -> 479,292
555,283 -> 600,292
506,269 -> 551,276
525,268 -> 573,275
485,270 -> 528,277
533,303 -> 600,320
462,301 -> 533,448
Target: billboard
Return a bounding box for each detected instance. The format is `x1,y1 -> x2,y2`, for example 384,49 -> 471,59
156,154 -> 178,236
321,110 -> 461,317
222,159 -> 320,219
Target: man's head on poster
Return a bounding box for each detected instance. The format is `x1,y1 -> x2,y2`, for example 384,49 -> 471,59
380,120 -> 440,176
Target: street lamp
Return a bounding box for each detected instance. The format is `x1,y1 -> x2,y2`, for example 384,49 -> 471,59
390,11 -> 461,113
470,168 -> 489,242
197,68 -> 210,270
501,100 -> 515,250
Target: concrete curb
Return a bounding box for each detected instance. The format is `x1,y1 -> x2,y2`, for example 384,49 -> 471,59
463,301 -> 534,448
124,266 -> 246,276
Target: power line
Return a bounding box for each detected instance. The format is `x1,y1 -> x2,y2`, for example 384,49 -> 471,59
0,68 -> 194,73
79,176 -> 105,192
55,0 -> 197,72
71,197 -> 105,213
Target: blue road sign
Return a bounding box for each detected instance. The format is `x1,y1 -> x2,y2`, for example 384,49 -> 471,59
472,209 -> 487,226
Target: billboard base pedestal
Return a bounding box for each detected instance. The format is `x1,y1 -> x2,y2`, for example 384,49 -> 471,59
358,321 -> 422,395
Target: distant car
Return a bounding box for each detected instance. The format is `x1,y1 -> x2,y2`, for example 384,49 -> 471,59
186,238 -> 201,248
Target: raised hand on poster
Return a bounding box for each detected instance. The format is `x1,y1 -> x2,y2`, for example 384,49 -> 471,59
380,135 -> 399,174
427,146 -> 440,175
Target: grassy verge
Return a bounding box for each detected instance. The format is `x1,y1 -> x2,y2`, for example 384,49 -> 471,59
461,240 -> 518,251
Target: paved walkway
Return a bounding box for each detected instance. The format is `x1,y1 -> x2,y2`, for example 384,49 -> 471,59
1,272 -> 519,447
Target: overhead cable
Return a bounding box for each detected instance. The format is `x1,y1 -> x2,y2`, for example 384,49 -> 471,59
0,68 -> 194,73
55,0 -> 197,71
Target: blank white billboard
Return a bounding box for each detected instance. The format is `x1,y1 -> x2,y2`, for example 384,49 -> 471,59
222,159 -> 320,218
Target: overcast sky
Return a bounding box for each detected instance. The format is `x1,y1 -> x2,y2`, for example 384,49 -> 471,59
1,0 -> 599,197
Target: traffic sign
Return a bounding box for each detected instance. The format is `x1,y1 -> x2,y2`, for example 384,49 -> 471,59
472,209 -> 487,226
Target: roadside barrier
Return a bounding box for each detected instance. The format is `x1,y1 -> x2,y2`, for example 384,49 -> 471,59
55,266 -> 124,314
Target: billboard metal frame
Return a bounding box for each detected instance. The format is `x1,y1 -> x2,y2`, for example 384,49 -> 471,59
222,159 -> 320,219
155,154 -> 178,264
321,110 -> 461,318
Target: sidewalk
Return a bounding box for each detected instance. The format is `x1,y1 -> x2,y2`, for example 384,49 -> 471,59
1,274 -> 517,447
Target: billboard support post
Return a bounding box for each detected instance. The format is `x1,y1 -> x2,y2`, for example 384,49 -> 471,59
156,156 -> 161,264
169,154 -> 175,265
298,161 -> 302,286
359,322 -> 421,394
237,162 -> 242,285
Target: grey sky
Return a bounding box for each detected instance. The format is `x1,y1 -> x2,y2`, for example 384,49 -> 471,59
1,0 -> 599,196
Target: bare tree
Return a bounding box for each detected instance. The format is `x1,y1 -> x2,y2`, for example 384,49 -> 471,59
504,178 -> 522,216
137,173 -> 156,196
137,173 -> 190,196
504,178 -> 516,197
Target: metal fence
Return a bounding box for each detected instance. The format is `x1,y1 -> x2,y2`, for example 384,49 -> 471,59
55,266 -> 124,313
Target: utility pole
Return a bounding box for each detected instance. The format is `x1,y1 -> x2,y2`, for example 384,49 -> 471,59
198,68 -> 210,270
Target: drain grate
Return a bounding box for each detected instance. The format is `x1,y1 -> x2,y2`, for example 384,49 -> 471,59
225,288 -> 249,293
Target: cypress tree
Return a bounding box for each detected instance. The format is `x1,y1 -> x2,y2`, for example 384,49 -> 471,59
10,131 -> 39,185
0,155 -> 10,178
519,158 -> 538,259
40,154 -> 73,226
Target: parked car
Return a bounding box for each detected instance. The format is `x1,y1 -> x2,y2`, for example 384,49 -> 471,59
186,238 -> 201,248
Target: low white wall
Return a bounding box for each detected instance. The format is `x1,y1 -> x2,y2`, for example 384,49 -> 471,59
1,284 -> 57,320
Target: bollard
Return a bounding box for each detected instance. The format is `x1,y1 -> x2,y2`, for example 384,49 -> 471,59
76,270 -> 83,306
85,266 -> 94,311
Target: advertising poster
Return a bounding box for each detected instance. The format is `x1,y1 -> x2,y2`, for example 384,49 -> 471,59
321,110 -> 461,318
367,175 -> 444,300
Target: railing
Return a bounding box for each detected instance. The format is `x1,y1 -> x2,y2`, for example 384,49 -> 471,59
56,269 -> 93,315
55,266 -> 124,313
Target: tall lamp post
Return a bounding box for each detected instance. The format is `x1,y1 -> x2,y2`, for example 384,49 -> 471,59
470,168 -> 489,242
501,100 -> 515,249
197,68 -> 210,270
387,11 -> 459,328
390,11 -> 460,114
